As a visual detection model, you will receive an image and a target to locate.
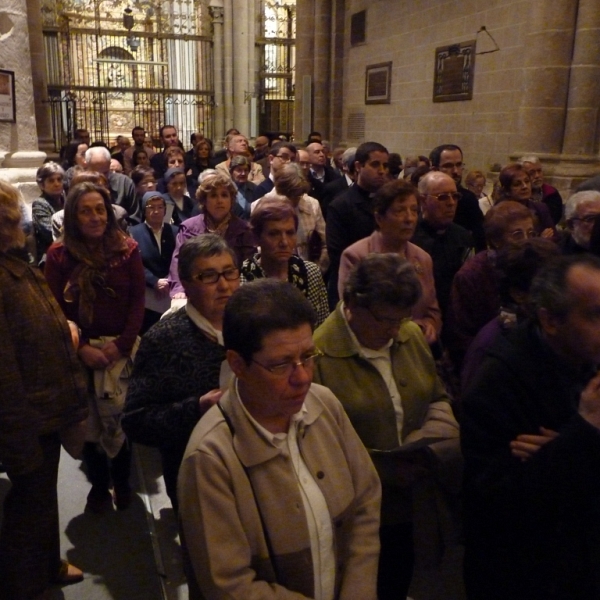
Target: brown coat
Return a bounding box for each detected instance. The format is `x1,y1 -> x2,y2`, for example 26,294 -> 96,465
0,253 -> 89,475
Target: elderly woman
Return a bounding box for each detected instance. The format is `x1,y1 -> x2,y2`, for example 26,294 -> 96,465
465,169 -> 492,215
45,181 -> 145,514
254,162 -> 328,271
32,161 -> 66,264
228,155 -> 256,218
169,171 -> 256,299
242,198 -> 330,326
0,180 -> 88,599
446,200 -> 537,369
129,191 -> 178,333
497,163 -> 555,238
163,167 -> 196,226
123,234 -> 239,510
178,278 -> 382,599
313,254 -> 460,600
338,178 -> 441,344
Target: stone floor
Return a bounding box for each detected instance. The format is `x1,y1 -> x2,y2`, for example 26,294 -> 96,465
0,444 -> 465,600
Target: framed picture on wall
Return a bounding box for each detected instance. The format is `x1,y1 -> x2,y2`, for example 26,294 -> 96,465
365,62 -> 392,105
433,41 -> 476,102
0,70 -> 16,122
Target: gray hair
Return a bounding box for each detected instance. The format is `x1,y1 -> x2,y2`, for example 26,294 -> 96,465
518,155 -> 540,165
529,254 -> 600,320
84,146 -> 111,163
229,155 -> 251,172
36,161 -> 65,185
343,253 -> 422,309
564,190 -> 600,221
197,168 -> 219,185
274,162 -> 310,199
177,233 -> 237,283
341,147 -> 357,170
417,171 -> 452,195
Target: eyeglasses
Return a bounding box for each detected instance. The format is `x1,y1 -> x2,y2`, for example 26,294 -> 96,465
367,306 -> 411,328
571,214 -> 600,225
508,228 -> 537,241
192,267 -> 240,284
252,350 -> 323,378
275,153 -> 294,163
145,204 -> 165,212
427,192 -> 461,202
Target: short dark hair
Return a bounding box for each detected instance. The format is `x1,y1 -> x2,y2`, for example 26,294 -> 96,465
355,142 -> 388,166
484,200 -> 533,248
159,125 -> 177,139
498,163 -> 527,199
223,279 -> 316,363
429,144 -> 463,169
178,234 -> 237,283
343,253 -> 422,309
132,126 -> 145,136
388,153 -> 403,177
372,179 -> 418,227
132,147 -> 149,167
528,254 -> 600,320
131,165 -> 156,186
496,238 -> 559,305
268,142 -> 297,158
250,198 -> 298,238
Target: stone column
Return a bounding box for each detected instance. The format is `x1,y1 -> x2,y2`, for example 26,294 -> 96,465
223,0 -> 234,133
0,0 -> 46,201
312,0 -> 331,138
232,0 -> 250,135
516,2 -> 578,155
562,0 -> 600,155
26,0 -> 54,154
294,0 -> 316,142
210,1 -> 225,143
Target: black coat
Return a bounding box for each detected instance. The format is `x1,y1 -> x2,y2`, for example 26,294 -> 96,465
129,222 -> 178,288
461,321 -> 600,600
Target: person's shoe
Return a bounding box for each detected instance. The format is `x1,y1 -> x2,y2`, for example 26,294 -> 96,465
113,484 -> 132,510
85,486 -> 114,514
52,560 -> 84,585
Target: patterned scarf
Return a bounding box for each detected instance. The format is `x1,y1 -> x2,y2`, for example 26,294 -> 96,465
242,253 -> 309,298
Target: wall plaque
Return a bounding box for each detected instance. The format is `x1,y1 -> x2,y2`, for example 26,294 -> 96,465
433,41 -> 475,102
365,62 -> 392,105
0,70 -> 16,122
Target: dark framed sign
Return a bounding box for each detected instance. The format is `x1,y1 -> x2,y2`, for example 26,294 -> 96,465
0,70 -> 16,122
433,41 -> 476,102
365,62 -> 392,105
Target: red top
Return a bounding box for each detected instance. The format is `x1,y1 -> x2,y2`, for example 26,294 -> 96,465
45,241 -> 145,354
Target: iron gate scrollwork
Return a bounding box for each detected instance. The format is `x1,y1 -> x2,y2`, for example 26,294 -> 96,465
41,0 -> 214,150
258,0 -> 295,139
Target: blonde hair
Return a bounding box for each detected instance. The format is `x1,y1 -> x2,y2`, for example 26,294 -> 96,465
0,180 -> 26,252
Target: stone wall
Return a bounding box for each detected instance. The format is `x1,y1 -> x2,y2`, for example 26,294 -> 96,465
341,0 -> 533,174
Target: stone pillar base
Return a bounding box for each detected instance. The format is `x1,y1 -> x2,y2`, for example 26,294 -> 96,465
1,150 -> 46,168
0,165 -> 45,203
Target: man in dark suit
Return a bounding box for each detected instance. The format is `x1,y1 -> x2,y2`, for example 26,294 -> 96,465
306,142 -> 341,210
321,147 -> 356,219
326,141 -> 389,307
429,144 -> 486,251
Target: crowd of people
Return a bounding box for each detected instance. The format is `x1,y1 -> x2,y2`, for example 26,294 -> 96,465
3,123 -> 600,600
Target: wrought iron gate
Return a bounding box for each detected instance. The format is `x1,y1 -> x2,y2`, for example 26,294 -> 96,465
257,0 -> 295,139
41,0 -> 214,151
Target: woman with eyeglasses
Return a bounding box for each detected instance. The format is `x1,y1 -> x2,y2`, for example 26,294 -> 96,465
168,171 -> 255,301
445,200 -> 538,371
313,253 -> 460,600
242,197 -> 330,326
129,191 -> 178,334
45,181 -> 145,514
497,163 -> 555,239
123,234 -> 240,511
338,179 -> 441,344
